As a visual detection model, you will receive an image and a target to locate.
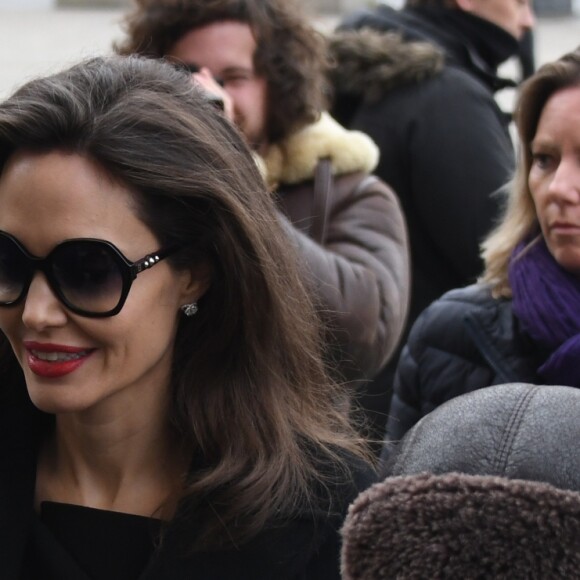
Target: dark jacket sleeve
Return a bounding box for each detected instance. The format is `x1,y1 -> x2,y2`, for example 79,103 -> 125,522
380,285 -> 545,471
278,173 -> 410,383
352,67 -> 513,286
408,68 -> 513,280
384,318 -> 427,445
386,286 -> 494,442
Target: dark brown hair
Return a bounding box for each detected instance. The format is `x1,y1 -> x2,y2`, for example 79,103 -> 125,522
0,55 -> 368,548
116,0 -> 330,144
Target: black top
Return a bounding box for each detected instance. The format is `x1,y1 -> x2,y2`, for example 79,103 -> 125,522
0,396 -> 376,579
21,502 -> 162,580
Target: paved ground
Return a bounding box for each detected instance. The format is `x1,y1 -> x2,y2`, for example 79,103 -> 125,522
0,8 -> 578,100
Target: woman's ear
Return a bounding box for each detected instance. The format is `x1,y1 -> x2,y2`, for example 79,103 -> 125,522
178,261 -> 212,305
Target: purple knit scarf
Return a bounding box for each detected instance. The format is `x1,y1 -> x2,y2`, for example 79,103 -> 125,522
509,237 -> 580,387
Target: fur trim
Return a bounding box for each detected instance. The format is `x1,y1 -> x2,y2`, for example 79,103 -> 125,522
342,472 -> 580,580
329,28 -> 444,103
261,112 -> 379,187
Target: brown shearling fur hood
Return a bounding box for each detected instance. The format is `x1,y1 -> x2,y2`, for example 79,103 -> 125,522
342,472 -> 580,579
328,28 -> 444,104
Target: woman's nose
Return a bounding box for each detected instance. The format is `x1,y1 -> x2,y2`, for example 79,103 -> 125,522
547,158 -> 580,205
21,272 -> 68,331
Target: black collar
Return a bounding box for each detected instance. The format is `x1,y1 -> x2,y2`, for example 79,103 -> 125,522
403,7 -> 520,92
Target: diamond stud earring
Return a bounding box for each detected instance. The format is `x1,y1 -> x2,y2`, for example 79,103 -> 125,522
180,302 -> 198,317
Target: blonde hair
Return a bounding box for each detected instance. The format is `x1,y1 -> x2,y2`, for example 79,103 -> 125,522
481,46 -> 580,297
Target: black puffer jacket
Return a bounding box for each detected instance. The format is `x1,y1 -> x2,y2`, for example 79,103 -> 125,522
385,284 -> 544,446
330,5 -> 518,345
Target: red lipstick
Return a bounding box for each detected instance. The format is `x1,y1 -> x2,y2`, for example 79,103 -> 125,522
23,341 -> 95,378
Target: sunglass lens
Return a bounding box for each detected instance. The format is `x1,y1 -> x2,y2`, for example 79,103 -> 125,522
52,242 -> 124,314
0,235 -> 30,304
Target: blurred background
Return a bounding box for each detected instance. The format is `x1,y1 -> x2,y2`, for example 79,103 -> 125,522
0,0 -> 578,100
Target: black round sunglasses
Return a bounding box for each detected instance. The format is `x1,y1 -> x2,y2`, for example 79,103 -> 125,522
0,230 -> 177,318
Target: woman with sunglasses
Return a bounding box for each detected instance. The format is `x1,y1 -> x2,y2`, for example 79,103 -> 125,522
0,55 -> 374,579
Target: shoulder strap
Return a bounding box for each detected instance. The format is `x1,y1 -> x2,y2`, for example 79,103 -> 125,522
311,158 -> 333,244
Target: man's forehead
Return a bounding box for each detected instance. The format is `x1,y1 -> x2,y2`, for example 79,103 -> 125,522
167,21 -> 258,70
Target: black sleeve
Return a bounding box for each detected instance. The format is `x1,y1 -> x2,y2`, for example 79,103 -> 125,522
407,69 -> 514,281
352,68 -> 514,285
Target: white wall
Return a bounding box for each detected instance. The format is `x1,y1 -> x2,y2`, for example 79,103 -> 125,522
0,0 -> 55,8
377,0 -> 405,7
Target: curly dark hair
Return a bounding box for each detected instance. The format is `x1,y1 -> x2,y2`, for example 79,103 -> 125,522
116,0 -> 330,144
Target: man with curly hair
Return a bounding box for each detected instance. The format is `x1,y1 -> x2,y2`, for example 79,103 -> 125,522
118,0 -> 410,445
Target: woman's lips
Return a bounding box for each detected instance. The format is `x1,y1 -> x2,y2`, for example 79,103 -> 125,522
550,222 -> 580,235
23,342 -> 95,378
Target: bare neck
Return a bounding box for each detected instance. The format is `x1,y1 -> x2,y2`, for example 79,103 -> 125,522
35,402 -> 190,519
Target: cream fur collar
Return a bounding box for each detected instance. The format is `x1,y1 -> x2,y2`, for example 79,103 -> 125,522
259,112 -> 379,188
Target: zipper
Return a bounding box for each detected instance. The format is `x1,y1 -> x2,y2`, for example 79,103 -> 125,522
464,313 -> 518,384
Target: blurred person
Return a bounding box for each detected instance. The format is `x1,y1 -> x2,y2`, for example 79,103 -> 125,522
519,28 -> 536,80
329,0 -> 535,433
382,46 -> 580,457
117,0 -> 410,446
0,55 -> 376,579
518,0 -> 537,80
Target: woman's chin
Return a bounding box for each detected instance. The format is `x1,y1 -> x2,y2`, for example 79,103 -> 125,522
550,249 -> 580,277
25,381 -> 91,416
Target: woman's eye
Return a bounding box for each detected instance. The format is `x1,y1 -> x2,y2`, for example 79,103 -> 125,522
531,152 -> 555,170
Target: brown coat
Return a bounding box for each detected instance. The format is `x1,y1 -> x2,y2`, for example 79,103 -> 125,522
264,113 -> 410,385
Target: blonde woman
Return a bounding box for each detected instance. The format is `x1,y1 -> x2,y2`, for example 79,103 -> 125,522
383,47 -> 580,460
